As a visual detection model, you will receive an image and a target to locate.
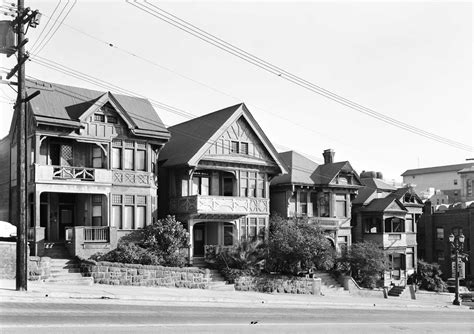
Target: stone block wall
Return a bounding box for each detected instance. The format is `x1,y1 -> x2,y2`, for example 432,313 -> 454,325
80,260 -> 211,288
235,274 -> 321,295
0,242 -> 16,279
28,256 -> 51,281
0,241 -> 51,280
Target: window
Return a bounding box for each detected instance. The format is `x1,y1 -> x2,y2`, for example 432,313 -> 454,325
319,193 -> 330,217
467,180 -> 473,197
385,217 -> 405,233
406,214 -> 414,232
311,193 -> 318,217
240,171 -> 265,198
338,236 -> 348,253
452,227 -> 463,236
136,150 -> 146,171
192,172 -> 210,195
112,147 -> 121,169
124,149 -> 134,170
231,141 -> 239,154
224,224 -> 233,246
111,194 -> 147,230
299,191 -> 308,215
241,142 -> 249,155
454,179 -> 458,185
94,113 -> 105,122
240,217 -> 266,241
364,217 -> 382,233
92,147 -> 104,168
436,227 -> 444,240
92,195 -> 102,226
107,115 -> 117,124
112,140 -> 146,171
335,194 -> 347,217
406,247 -> 414,269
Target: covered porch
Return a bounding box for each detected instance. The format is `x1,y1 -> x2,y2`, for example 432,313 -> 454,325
28,188 -> 117,258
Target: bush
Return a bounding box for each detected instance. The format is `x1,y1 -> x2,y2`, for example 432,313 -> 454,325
207,239 -> 266,274
409,260 -> 447,292
266,215 -> 336,275
338,241 -> 387,288
91,215 -> 189,267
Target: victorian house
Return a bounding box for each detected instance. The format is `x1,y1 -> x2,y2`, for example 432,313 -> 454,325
351,172 -> 424,286
157,103 -> 287,264
0,79 -> 170,257
269,149 -> 362,253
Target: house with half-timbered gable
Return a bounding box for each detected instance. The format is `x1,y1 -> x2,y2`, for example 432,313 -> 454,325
158,103 -> 287,264
0,79 -> 169,257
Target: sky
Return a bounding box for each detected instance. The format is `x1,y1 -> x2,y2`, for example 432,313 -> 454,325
1,0 -> 472,183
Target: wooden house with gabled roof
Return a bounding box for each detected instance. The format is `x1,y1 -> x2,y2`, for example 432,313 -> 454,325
158,103 -> 287,264
0,79 -> 169,257
269,149 -> 362,253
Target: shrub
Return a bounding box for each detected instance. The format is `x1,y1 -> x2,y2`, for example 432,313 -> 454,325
338,241 -> 387,288
207,239 -> 266,274
409,260 -> 447,292
91,215 -> 189,267
266,215 -> 336,275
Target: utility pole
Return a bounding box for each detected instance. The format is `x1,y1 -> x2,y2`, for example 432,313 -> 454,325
15,0 -> 27,291
0,0 -> 41,291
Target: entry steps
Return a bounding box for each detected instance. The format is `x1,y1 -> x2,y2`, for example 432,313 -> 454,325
42,242 -> 94,286
388,285 -> 406,297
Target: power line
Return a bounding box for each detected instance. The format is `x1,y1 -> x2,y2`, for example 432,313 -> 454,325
32,0 -> 77,56
127,1 -> 472,152
26,56 -> 382,187
29,0 -> 62,52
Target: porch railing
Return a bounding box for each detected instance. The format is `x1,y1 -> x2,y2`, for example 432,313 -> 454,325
84,226 -> 110,243
53,166 -> 95,181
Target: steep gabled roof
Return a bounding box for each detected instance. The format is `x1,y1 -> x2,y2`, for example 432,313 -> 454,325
314,161 -> 360,185
401,163 -> 474,177
351,186 -> 376,205
159,103 -> 287,174
271,151 -> 319,186
25,79 -> 169,139
361,195 -> 406,212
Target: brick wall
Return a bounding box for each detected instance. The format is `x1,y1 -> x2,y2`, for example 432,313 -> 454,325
235,274 -> 321,295
80,260 -> 211,288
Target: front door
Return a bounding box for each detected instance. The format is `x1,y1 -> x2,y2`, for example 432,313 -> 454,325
193,224 -> 205,257
58,205 -> 74,241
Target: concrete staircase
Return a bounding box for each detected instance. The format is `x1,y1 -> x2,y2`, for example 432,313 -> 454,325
388,285 -> 405,297
191,258 -> 235,291
43,242 -> 93,286
313,271 -> 347,295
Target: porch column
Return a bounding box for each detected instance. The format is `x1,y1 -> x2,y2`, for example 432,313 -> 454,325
33,190 -> 45,256
188,220 -> 194,264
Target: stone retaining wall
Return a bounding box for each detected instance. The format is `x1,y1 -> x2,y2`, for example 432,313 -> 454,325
80,260 -> 211,289
0,241 -> 51,280
235,275 -> 321,295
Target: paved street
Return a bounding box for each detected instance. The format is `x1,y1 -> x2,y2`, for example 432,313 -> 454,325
1,299 -> 473,334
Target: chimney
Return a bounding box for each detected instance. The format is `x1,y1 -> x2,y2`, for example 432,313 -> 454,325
323,149 -> 335,164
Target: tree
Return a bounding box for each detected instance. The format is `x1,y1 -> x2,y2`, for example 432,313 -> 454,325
409,260 -> 447,292
339,241 -> 387,288
267,215 -> 336,275
92,215 -> 189,267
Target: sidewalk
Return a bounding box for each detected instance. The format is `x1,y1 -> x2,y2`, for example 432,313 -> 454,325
0,279 -> 470,312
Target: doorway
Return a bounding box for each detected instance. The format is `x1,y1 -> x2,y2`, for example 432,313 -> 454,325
58,205 -> 74,241
193,224 -> 205,257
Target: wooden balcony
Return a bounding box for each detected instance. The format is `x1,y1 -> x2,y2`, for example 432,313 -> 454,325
170,195 -> 269,216
33,164 -> 112,184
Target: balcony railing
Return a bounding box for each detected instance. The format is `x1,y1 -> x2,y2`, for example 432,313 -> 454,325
170,195 -> 269,215
34,164 -> 113,183
84,226 -> 110,243
308,217 -> 350,230
53,166 -> 94,181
